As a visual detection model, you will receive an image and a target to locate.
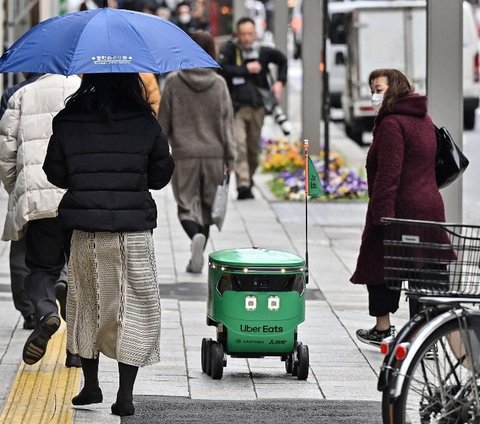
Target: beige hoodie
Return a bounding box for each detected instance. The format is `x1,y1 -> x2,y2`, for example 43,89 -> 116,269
158,68 -> 235,170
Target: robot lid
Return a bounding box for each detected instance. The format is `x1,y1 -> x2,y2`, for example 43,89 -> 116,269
209,247 -> 305,270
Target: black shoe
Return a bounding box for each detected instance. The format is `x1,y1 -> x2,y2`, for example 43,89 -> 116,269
356,326 -> 395,347
22,312 -> 61,365
111,400 -> 135,416
65,350 -> 81,368
23,314 -> 35,330
55,280 -> 67,322
72,386 -> 103,406
237,186 -> 254,200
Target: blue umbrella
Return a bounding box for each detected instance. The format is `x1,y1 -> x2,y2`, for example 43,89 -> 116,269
0,7 -> 219,75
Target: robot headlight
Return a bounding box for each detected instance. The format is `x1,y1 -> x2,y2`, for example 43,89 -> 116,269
267,296 -> 280,311
245,295 -> 257,311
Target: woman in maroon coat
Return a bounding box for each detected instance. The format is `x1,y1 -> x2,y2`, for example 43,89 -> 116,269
351,69 -> 447,346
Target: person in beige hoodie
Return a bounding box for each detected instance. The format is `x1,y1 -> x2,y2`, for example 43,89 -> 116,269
159,30 -> 235,274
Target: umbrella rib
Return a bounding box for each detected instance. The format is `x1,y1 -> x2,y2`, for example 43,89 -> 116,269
114,12 -> 163,70
0,15 -> 62,73
66,10 -> 104,75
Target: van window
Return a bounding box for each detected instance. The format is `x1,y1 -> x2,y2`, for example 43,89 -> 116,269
330,13 -> 346,44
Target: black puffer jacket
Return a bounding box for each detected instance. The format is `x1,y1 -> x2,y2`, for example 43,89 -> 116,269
43,110 -> 174,232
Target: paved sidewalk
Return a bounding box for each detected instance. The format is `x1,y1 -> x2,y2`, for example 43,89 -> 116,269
0,162 -> 412,422
0,112 -> 414,423
0,55 -> 477,424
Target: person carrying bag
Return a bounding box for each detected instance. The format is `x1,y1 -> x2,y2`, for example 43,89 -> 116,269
159,31 -> 235,274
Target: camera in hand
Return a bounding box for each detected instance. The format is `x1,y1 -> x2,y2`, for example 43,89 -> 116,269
257,87 -> 292,136
272,104 -> 292,136
242,46 -> 292,136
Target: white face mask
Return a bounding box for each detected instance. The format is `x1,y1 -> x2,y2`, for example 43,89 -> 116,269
178,13 -> 191,24
371,92 -> 384,114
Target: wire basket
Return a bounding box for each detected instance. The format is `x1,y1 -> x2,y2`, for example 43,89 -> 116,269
383,218 -> 480,297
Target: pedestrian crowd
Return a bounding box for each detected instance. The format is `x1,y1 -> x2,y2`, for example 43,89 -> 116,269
68,0 -> 210,34
0,0 -> 288,417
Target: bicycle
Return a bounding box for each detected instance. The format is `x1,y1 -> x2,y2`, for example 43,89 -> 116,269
377,218 -> 480,424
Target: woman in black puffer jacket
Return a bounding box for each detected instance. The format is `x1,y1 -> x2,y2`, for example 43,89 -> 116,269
43,73 -> 174,417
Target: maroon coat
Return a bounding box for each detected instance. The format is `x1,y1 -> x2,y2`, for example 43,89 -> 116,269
351,94 -> 446,285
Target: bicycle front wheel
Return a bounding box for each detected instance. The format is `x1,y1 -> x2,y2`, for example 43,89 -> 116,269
390,315 -> 480,424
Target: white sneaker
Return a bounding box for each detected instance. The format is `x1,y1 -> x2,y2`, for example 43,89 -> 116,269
186,233 -> 206,273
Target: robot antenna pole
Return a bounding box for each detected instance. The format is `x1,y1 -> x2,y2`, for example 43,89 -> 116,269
304,139 -> 309,283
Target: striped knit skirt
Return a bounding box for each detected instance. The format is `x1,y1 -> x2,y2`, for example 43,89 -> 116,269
66,230 -> 161,367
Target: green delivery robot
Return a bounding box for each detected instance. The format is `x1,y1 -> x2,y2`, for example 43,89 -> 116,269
201,247 -> 309,380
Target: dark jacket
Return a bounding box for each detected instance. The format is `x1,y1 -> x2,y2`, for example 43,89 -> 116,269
351,94 -> 446,285
218,40 -> 287,109
43,109 -> 175,233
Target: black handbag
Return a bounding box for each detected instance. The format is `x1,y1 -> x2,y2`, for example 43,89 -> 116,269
435,125 -> 469,189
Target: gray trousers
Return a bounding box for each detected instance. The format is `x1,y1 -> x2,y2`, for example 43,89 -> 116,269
234,106 -> 265,189
9,238 -> 34,319
171,158 -> 224,226
10,233 -> 68,321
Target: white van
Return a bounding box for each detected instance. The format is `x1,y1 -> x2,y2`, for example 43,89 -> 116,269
340,0 -> 480,143
291,0 -> 349,108
291,0 -> 480,142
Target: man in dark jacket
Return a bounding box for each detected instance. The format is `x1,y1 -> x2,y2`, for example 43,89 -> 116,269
218,17 -> 287,199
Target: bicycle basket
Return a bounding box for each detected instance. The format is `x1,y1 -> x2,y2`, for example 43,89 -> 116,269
382,218 -> 480,297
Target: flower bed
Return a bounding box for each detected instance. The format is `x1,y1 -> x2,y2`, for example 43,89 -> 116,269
261,138 -> 368,201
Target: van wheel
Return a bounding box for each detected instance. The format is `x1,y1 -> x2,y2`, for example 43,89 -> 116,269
464,109 -> 476,130
345,120 -> 364,145
293,42 -> 302,60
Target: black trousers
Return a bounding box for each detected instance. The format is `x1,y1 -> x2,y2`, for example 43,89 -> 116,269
24,218 -> 66,321
367,283 -> 401,317
9,238 -> 34,318
367,283 -> 424,318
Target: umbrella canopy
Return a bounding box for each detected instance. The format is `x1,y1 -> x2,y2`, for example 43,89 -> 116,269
0,7 -> 219,75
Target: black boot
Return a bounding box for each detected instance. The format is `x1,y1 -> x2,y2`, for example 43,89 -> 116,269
72,386 -> 103,406
111,362 -> 138,416
72,357 -> 103,405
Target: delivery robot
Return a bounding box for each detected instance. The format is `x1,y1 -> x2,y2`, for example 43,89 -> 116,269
201,247 -> 309,380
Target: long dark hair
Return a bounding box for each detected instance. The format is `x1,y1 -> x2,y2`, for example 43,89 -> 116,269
368,68 -> 414,112
64,73 -> 153,120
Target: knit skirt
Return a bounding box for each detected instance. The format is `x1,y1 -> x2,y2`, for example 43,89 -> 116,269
66,230 -> 161,367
